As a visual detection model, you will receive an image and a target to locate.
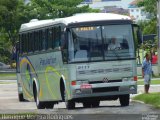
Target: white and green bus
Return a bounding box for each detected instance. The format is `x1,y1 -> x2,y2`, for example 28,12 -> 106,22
17,13 -> 140,109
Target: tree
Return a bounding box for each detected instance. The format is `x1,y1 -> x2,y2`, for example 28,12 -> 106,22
27,0 -> 97,20
138,0 -> 157,19
137,0 -> 157,34
0,0 -> 97,63
136,0 -> 157,64
0,0 -> 20,63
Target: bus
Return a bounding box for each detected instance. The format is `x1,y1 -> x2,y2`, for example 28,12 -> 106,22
17,13 -> 140,109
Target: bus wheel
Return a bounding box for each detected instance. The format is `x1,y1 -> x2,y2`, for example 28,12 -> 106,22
66,100 -> 75,110
119,94 -> 130,106
63,88 -> 75,109
91,101 -> 100,108
45,102 -> 54,109
34,88 -> 45,109
18,93 -> 25,102
83,102 -> 92,108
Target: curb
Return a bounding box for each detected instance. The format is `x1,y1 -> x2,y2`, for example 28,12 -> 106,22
138,85 -> 160,87
131,99 -> 145,104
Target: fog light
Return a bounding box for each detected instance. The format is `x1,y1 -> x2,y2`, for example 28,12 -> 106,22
75,89 -> 81,94
130,86 -> 135,90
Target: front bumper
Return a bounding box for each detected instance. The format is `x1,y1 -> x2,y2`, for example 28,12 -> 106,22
71,81 -> 137,99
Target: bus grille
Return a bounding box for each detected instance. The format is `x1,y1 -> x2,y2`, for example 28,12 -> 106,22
89,80 -> 122,84
77,67 -> 132,75
92,87 -> 119,93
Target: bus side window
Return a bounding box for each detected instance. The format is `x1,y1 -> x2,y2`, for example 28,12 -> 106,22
61,32 -> 67,63
48,28 -> 53,49
21,34 -> 24,54
54,26 -> 61,48
45,29 -> 49,50
34,31 -> 37,51
23,34 -> 25,53
52,27 -> 55,49
32,32 -> 34,52
26,33 -> 29,53
42,29 -> 46,50
34,31 -> 36,51
37,31 -> 40,51
28,33 -> 32,52
39,30 -> 43,51
24,34 -> 28,53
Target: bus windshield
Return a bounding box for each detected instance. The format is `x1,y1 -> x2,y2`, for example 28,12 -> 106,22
68,24 -> 135,63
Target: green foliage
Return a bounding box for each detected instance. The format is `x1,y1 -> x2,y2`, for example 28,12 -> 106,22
137,80 -> 160,85
133,93 -> 160,108
0,0 -> 95,63
137,0 -> 157,19
0,0 -> 20,44
0,0 -> 22,63
136,0 -> 157,52
0,29 -> 12,63
137,0 -> 157,34
27,0 -> 96,19
137,20 -> 157,35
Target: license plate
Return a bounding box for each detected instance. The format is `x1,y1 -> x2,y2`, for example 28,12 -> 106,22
80,84 -> 92,89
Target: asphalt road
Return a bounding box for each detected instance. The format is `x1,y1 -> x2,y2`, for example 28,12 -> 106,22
0,80 -> 160,120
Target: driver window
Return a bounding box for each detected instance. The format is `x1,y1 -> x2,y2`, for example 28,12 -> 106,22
108,37 -> 121,50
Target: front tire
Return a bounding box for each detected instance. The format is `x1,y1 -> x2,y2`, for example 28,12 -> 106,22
119,94 -> 130,106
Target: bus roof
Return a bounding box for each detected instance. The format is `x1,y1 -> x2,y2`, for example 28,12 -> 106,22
19,13 -> 131,32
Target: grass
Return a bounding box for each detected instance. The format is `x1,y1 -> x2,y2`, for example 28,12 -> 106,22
0,82 -> 15,84
138,75 -> 160,79
133,92 -> 160,108
0,73 -> 16,77
137,79 -> 160,85
0,73 -> 16,80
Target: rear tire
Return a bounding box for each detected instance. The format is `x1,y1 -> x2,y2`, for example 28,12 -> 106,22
18,93 -> 25,102
91,101 -> 100,108
62,85 -> 75,110
45,102 -> 54,109
34,87 -> 45,109
66,100 -> 75,110
83,102 -> 92,108
119,94 -> 130,106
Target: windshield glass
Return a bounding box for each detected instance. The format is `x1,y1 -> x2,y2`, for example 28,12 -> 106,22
68,25 -> 135,63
